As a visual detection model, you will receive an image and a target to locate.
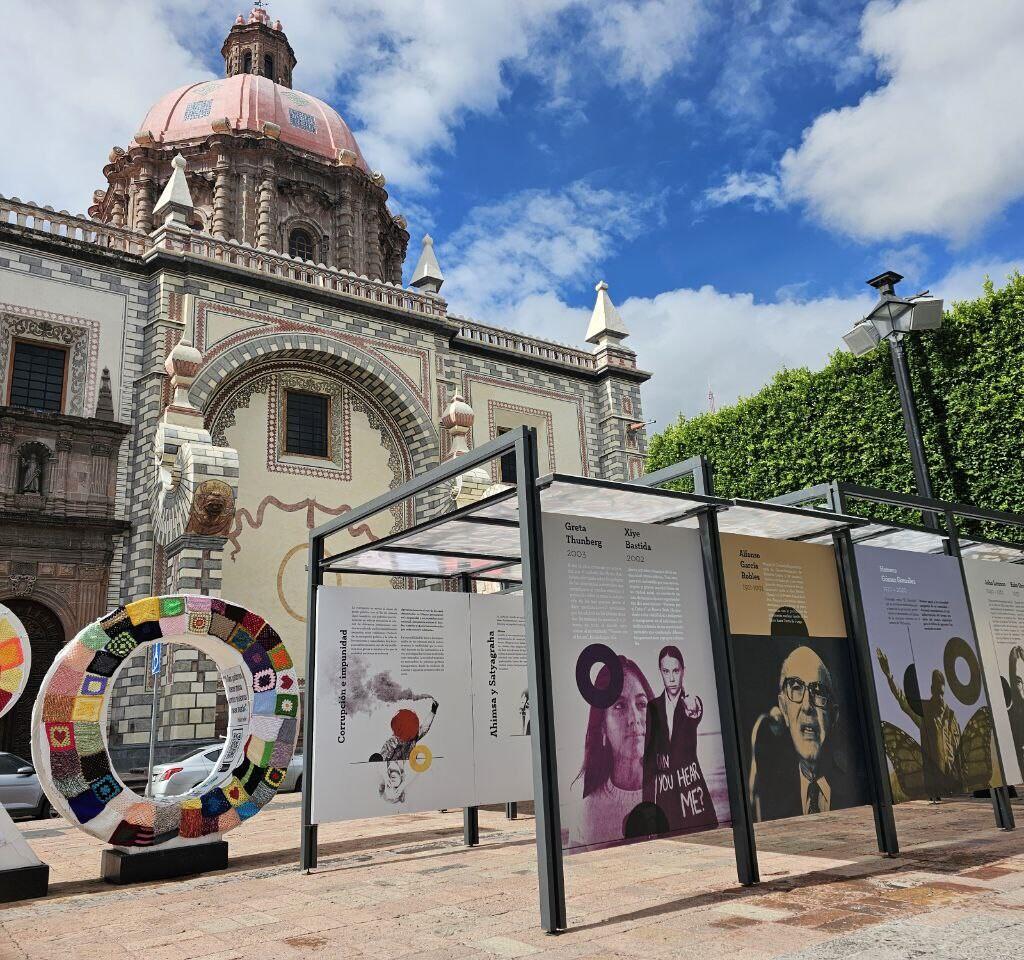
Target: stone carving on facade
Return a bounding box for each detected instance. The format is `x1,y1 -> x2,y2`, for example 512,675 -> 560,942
15,442 -> 48,494
8,575 -> 36,597
440,389 -> 492,509
185,479 -> 236,537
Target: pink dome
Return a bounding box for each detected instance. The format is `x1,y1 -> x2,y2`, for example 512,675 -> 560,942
133,74 -> 369,171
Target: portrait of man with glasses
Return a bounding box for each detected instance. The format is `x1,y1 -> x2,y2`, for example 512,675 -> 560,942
744,607 -> 866,821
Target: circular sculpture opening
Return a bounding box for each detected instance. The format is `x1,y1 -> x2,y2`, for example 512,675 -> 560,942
31,595 -> 298,847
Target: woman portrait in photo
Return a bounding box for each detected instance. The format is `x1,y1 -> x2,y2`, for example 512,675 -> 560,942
568,655 -> 663,849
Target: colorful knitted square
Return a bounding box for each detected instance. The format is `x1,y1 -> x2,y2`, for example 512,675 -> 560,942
274,693 -> 299,718
209,598 -> 226,615
252,668 -> 277,694
252,691 -> 278,716
159,596 -> 186,617
80,750 -> 112,782
126,597 -> 162,625
207,613 -> 235,640
129,620 -> 162,645
227,625 -> 254,653
0,619 -> 15,641
108,820 -> 154,847
200,789 -> 231,818
270,734 -> 294,768
64,642 -> 96,671
264,766 -> 285,789
243,643 -> 272,675
0,638 -> 23,670
53,768 -> 89,798
86,650 -> 122,678
268,644 -> 293,670
188,611 -> 212,635
49,748 -> 83,783
124,802 -> 157,827
45,721 -> 76,751
245,735 -> 274,767
217,808 -> 241,833
73,722 -> 103,754
152,803 -> 181,838
71,695 -> 103,723
250,781 -> 275,808
42,694 -> 75,722
255,625 -> 283,651
236,799 -> 259,821
179,806 -> 204,838
222,602 -> 246,623
105,631 -> 138,659
186,595 -> 213,613
0,669 -> 22,694
159,614 -> 187,637
250,714 -> 284,742
78,623 -> 111,651
50,663 -> 86,696
240,611 -> 266,637
277,717 -> 298,747
0,690 -> 9,713
200,816 -> 220,836
90,773 -> 122,804
241,762 -> 265,795
100,608 -> 131,638
68,788 -> 105,824
278,670 -> 297,693
80,674 -> 108,697
223,777 -> 249,808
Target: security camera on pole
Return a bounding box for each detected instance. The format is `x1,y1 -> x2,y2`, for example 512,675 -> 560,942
842,271 -> 944,527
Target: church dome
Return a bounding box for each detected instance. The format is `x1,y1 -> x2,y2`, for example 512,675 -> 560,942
133,74 -> 370,171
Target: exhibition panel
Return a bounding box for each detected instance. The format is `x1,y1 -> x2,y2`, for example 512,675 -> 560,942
857,547 -> 1001,802
720,534 -> 873,822
543,513 -> 730,853
962,560 -> 1024,785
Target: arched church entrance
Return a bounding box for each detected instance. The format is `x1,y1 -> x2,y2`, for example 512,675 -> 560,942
0,599 -> 65,762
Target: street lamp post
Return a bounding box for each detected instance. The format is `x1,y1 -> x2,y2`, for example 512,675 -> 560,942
842,271 -> 944,528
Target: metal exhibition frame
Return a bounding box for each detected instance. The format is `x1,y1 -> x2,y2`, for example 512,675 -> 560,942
301,433 -> 880,932
774,480 -> 1024,832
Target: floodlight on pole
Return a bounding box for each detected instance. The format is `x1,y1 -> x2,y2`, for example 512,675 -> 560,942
841,270 -> 945,528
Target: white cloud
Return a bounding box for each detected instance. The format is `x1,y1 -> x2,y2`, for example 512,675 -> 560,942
704,171 -> 783,210
777,0 -> 1024,242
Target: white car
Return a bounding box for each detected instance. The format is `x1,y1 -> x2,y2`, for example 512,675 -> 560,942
150,743 -> 302,798
0,752 -> 51,819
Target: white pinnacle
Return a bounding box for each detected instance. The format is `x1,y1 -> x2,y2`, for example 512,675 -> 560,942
586,280 -> 629,346
153,154 -> 195,227
411,234 -> 444,293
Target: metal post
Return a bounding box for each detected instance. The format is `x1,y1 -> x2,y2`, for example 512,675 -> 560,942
888,336 -> 939,529
300,532 -> 324,872
944,511 -> 1015,830
506,802 -> 518,820
517,426 -> 566,933
144,645 -> 161,798
697,506 -> 759,885
832,529 -> 899,856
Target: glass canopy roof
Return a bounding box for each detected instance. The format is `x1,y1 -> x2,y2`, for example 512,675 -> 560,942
321,474 -> 869,580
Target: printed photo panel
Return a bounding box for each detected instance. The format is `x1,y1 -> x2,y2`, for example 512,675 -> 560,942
961,559 -> 1024,785
542,513 -> 731,854
720,534 -> 872,822
857,547 -> 1002,801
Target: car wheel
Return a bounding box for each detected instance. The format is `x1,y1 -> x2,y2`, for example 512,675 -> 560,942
35,796 -> 50,820
293,775 -> 302,794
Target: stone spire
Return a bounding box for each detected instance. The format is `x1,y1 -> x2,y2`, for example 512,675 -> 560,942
586,280 -> 629,348
410,234 -> 444,294
95,368 -> 115,420
222,4 -> 297,87
152,154 -> 194,229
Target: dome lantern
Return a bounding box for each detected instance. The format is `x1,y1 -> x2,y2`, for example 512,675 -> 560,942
222,4 -> 296,88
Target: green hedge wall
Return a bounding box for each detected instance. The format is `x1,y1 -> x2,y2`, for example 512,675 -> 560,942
646,273 -> 1024,534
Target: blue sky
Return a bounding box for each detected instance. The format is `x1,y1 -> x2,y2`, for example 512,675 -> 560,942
6,0 -> 1024,426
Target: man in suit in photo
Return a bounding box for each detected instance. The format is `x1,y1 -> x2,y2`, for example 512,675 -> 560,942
642,645 -> 718,832
749,642 -> 857,820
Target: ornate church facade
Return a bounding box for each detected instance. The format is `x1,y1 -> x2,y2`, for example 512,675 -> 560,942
0,8 -> 650,766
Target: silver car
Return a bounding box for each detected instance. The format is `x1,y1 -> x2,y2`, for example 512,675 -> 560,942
150,743 -> 302,798
0,752 -> 50,819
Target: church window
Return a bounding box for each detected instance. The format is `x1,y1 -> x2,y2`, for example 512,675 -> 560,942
183,99 -> 212,121
288,108 -> 317,133
243,51 -> 252,74
264,55 -> 275,79
497,427 -> 517,483
8,341 -> 67,412
284,390 -> 330,458
288,228 -> 315,261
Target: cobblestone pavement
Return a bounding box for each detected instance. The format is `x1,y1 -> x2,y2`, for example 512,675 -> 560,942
2,796 -> 1023,960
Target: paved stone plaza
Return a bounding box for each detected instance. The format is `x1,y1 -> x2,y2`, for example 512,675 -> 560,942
2,797 -> 1023,959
